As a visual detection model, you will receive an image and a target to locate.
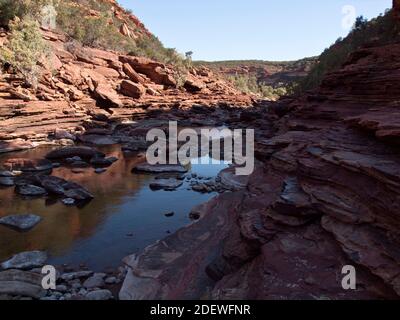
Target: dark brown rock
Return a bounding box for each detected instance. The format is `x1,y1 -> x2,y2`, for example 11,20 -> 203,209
45,146 -> 104,160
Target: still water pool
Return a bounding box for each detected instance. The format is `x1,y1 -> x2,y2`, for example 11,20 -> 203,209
0,145 -> 228,271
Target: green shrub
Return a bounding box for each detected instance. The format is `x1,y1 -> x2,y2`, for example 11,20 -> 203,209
227,74 -> 288,100
0,17 -> 48,87
0,0 -> 55,27
1,0 -> 189,73
56,1 -> 184,65
299,10 -> 400,92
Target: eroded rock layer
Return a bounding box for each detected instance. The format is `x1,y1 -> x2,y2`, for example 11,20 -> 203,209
120,43 -> 400,299
0,29 -> 252,153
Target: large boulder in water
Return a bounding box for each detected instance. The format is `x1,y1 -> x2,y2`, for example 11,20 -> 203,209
132,163 -> 188,174
45,146 -> 104,160
37,175 -> 94,201
15,184 -> 47,197
0,214 -> 42,231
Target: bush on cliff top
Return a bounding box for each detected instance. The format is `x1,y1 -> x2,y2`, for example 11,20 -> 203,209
299,10 -> 400,92
0,0 -> 188,68
56,1 -> 135,52
227,74 -> 289,100
0,0 -> 55,27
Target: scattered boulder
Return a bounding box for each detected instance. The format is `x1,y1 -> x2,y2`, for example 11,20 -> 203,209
83,273 -> 106,289
78,134 -> 117,146
0,170 -> 14,177
123,63 -> 144,83
149,178 -> 183,191
86,289 -> 113,300
120,80 -> 146,99
46,146 -> 104,160
133,163 -> 188,174
0,214 -> 42,231
90,156 -> 118,167
94,83 -> 123,107
15,184 -> 47,197
0,177 -> 14,187
119,23 -> 131,37
164,212 -> 175,218
0,251 -> 47,270
54,129 -> 76,141
184,79 -> 205,93
121,139 -> 149,154
70,161 -> 90,168
37,176 -> 93,201
60,271 -> 93,281
120,56 -> 176,87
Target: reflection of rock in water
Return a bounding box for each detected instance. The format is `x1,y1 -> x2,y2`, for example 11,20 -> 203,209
0,146 -> 152,264
0,144 -> 228,270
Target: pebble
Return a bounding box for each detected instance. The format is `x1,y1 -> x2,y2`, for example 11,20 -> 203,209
83,273 -> 106,289
56,285 -> 67,293
62,198 -> 75,206
86,289 -> 113,301
105,277 -> 117,285
71,282 -> 82,290
61,270 -> 93,281
164,211 -> 175,217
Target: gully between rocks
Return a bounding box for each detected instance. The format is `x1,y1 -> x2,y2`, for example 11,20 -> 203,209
0,144 -> 229,272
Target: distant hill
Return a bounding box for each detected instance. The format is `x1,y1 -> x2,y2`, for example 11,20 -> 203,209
194,57 -> 317,100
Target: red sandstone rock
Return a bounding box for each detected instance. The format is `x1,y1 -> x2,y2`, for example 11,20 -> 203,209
184,78 -> 205,93
119,43 -> 400,300
123,63 -> 145,83
120,56 -> 177,87
120,80 -> 146,99
0,27 -> 251,147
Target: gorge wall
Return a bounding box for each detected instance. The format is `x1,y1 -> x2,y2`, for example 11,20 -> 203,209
0,28 -> 252,154
120,21 -> 400,300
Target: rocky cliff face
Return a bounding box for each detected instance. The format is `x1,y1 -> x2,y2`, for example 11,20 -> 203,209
120,41 -> 400,299
0,28 -> 252,154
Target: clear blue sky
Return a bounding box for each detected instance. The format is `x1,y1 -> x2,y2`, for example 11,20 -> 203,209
118,0 -> 392,61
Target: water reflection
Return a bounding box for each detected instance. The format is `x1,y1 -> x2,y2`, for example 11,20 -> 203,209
0,146 -> 228,271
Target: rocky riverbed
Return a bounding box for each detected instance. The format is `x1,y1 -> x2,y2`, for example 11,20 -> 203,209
2,6 -> 400,301
0,124 -> 241,300
0,250 -> 126,300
